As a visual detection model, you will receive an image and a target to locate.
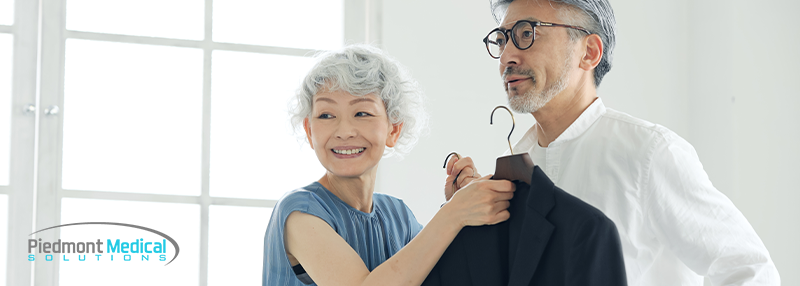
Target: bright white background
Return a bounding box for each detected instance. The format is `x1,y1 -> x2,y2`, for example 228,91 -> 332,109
0,0 -> 10,26
0,195 -> 6,284
0,0 -> 798,285
0,34 -> 10,186
377,0 -> 799,285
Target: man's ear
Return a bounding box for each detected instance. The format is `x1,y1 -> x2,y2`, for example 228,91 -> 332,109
579,34 -> 603,71
385,122 -> 404,148
303,117 -> 314,149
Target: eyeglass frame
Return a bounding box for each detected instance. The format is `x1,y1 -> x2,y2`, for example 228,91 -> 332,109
482,20 -> 591,59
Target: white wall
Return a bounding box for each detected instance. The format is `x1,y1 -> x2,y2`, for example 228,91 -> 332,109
378,0 -> 535,223
687,0 -> 800,284
378,0 -> 799,284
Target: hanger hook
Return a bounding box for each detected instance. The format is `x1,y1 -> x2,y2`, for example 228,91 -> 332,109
443,152 -> 461,168
490,106 -> 515,155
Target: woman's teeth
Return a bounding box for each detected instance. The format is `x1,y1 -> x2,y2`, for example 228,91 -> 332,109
333,148 -> 366,155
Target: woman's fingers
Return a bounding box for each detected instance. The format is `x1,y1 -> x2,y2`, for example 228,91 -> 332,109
484,201 -> 511,225
493,189 -> 515,202
447,176 -> 517,227
444,155 -> 459,176
443,174 -> 456,201
492,200 -> 511,213
444,156 -> 484,201
451,157 -> 478,178
481,178 -> 516,193
488,210 -> 511,225
456,167 -> 477,189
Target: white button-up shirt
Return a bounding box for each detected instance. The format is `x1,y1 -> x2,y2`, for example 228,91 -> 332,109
507,98 -> 780,285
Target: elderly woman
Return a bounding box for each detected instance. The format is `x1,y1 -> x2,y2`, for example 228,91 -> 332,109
262,45 -> 515,285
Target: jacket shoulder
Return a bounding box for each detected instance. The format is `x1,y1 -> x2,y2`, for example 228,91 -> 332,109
549,186 -> 617,229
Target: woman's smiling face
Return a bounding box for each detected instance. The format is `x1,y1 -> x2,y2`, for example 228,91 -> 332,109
304,88 -> 402,178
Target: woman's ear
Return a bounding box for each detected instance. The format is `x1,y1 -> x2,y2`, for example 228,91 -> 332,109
303,117 -> 314,149
385,122 -> 404,148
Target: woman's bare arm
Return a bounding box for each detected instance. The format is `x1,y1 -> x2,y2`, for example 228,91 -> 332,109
284,176 -> 515,286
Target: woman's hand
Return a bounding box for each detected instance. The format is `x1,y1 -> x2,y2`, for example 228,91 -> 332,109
441,174 -> 515,227
284,175 -> 514,286
443,155 -> 481,201
284,176 -> 514,286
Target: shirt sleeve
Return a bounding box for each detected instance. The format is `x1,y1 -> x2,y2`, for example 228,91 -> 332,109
642,134 -> 780,285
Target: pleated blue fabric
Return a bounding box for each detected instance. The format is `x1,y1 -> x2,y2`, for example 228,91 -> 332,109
262,181 -> 423,285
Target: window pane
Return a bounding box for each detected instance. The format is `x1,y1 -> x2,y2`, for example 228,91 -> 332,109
0,195 -> 7,286
66,0 -> 203,40
210,51 -> 324,199
0,0 -> 11,26
213,0 -> 343,50
0,34 -> 10,186
62,39 -> 203,195
208,205 -> 272,286
59,198 -> 199,285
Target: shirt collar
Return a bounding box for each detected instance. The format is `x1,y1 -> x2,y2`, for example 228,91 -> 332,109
551,97 -> 607,144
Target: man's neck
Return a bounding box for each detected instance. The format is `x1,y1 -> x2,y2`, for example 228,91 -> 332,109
532,83 -> 598,148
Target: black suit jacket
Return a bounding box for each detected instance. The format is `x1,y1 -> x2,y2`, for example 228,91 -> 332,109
423,166 -> 627,286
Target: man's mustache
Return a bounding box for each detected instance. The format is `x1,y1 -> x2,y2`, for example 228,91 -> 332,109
502,67 -> 535,81
502,67 -> 535,92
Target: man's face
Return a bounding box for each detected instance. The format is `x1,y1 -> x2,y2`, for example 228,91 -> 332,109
498,0 -> 576,113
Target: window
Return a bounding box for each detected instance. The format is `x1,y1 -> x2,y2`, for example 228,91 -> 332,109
0,1 -> 16,285
0,195 -> 7,286
1,0 -> 380,285
0,0 -> 12,26
0,33 -> 10,187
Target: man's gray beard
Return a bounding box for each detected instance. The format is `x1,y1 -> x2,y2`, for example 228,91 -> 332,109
508,50 -> 573,114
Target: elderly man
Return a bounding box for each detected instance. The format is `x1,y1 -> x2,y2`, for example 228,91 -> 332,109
445,0 -> 780,285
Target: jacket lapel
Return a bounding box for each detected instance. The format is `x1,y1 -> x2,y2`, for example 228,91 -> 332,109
507,166 -> 556,286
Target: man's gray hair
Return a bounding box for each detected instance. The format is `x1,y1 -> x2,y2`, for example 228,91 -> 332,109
491,0 -> 616,87
289,44 -> 428,158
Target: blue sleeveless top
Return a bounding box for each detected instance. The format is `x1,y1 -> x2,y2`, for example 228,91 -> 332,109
262,182 -> 423,285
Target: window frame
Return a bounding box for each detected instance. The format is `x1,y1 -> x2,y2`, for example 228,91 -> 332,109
25,0 -> 383,285
4,0 -> 39,285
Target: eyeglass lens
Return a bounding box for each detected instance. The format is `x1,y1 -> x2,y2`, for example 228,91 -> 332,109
486,21 -> 535,58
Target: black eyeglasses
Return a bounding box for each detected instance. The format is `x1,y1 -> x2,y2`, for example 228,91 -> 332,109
482,20 -> 591,59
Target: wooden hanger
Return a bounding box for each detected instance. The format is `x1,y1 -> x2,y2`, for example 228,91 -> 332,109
491,106 -> 534,185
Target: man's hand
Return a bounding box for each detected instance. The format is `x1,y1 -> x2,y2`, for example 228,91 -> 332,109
443,155 -> 481,201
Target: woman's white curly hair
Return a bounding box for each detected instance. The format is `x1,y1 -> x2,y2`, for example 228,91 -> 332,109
288,44 -> 428,158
